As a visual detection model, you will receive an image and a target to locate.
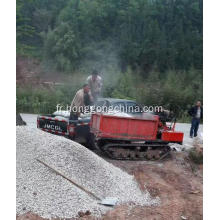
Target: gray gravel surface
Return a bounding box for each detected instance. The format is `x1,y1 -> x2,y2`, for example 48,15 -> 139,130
20,113 -> 38,128
16,126 -> 158,219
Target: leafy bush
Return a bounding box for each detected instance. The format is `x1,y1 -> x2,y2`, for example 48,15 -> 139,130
16,67 -> 202,122
189,148 -> 203,164
16,85 -> 78,114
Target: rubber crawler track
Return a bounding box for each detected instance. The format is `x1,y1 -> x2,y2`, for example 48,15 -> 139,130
99,143 -> 171,161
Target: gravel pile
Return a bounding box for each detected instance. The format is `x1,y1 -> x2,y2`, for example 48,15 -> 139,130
16,126 -> 159,219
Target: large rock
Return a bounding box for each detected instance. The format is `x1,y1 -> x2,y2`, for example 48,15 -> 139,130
16,113 -> 26,126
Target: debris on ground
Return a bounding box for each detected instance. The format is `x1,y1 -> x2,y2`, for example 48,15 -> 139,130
189,190 -> 200,194
188,147 -> 203,164
186,135 -> 203,165
104,152 -> 203,220
78,210 -> 91,217
193,136 -> 203,154
16,126 -> 159,219
169,132 -> 203,153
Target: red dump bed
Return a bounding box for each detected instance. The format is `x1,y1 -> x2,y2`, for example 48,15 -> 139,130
90,113 -> 159,141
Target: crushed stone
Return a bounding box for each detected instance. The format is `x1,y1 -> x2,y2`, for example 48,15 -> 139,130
16,126 -> 159,219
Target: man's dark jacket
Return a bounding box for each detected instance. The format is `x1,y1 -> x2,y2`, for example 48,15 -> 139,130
188,106 -> 203,119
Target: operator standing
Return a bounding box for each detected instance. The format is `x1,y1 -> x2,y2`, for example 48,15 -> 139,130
188,101 -> 203,138
70,84 -> 92,120
87,70 -> 103,103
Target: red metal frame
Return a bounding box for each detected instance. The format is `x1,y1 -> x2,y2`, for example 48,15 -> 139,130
91,113 -> 184,143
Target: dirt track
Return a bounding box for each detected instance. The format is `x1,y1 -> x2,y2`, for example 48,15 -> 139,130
104,154 -> 203,220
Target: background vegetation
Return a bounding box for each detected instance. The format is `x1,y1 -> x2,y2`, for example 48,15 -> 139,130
16,0 -> 203,121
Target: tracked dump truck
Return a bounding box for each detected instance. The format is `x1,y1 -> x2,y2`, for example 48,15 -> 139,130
37,98 -> 184,160
90,113 -> 184,160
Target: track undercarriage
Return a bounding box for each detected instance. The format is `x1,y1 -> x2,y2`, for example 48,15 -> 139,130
97,139 -> 171,160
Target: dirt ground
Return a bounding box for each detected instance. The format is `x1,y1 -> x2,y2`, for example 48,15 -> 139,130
17,152 -> 203,220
